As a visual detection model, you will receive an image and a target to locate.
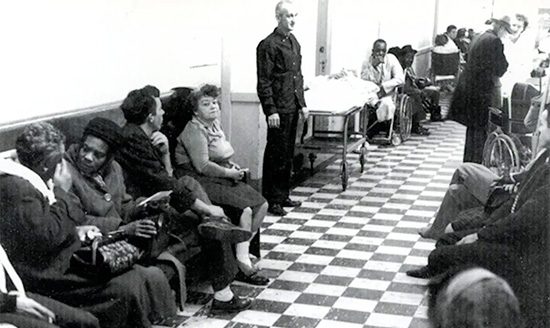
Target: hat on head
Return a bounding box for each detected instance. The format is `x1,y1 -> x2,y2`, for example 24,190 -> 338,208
83,117 -> 123,151
401,45 -> 417,55
486,14 -> 514,34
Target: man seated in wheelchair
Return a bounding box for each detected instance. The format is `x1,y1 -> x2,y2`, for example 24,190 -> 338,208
361,39 -> 430,138
398,45 -> 443,123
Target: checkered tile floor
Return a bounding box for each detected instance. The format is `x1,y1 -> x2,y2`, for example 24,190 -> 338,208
175,119 -> 465,328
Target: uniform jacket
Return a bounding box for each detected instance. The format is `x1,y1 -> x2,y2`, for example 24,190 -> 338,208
256,27 -> 306,116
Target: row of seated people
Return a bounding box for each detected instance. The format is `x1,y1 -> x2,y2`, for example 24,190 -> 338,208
0,84 -> 269,327
406,106 -> 550,327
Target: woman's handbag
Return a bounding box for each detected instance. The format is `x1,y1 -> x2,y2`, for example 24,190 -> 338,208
72,232 -> 143,276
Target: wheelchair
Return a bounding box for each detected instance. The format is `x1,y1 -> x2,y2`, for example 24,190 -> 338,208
364,87 -> 413,146
482,83 -> 540,176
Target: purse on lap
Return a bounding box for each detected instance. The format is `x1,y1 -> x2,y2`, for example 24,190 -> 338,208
72,232 -> 143,276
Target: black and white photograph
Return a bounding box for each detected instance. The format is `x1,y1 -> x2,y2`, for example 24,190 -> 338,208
1,0 -> 550,327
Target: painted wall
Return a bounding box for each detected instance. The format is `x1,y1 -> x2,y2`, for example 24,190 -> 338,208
0,0 -> 226,125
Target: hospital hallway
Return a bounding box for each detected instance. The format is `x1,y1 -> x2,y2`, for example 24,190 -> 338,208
174,111 -> 467,328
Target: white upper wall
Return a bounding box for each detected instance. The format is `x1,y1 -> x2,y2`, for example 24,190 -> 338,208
0,0 -> 226,125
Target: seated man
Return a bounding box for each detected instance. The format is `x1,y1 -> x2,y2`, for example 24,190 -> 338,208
407,109 -> 550,281
114,87 -> 256,312
419,145 -> 548,240
400,45 -> 443,122
361,39 -> 429,137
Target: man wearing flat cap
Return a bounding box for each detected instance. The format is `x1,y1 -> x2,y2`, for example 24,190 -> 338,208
449,15 -> 511,163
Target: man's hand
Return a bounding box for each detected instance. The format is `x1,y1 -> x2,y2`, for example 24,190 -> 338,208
15,294 -> 55,323
267,113 -> 280,128
300,107 -> 309,121
208,205 -> 226,218
121,220 -> 157,238
53,159 -> 72,192
151,131 -> 169,155
456,233 -> 478,245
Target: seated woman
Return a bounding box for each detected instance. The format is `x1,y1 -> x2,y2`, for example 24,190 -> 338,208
173,84 -> 269,286
0,122 -> 175,328
65,117 -> 253,314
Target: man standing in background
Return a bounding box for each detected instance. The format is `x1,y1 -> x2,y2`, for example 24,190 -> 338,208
256,0 -> 308,216
449,15 -> 510,163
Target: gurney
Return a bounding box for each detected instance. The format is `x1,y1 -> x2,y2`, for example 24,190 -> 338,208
297,76 -> 379,190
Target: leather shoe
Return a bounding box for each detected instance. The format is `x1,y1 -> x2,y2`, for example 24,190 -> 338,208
198,217 -> 252,244
406,266 -> 435,279
412,125 -> 431,136
268,204 -> 287,216
211,296 -> 252,315
281,198 -> 301,207
235,270 -> 270,286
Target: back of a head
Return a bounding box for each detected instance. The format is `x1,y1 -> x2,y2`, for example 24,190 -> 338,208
434,34 -> 448,46
446,25 -> 457,34
120,88 -> 156,125
15,122 -> 65,168
429,267 -> 523,328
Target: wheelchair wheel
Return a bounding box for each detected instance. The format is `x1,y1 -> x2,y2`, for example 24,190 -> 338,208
482,131 -> 521,176
398,95 -> 412,142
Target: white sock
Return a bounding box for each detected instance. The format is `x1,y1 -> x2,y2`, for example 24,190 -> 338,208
213,285 -> 234,302
236,241 -> 252,268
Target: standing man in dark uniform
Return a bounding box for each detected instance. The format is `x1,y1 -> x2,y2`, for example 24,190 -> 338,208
449,15 -> 510,163
257,0 -> 308,216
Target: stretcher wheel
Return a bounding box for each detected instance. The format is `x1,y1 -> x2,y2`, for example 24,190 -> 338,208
341,161 -> 348,190
391,133 -> 402,146
308,153 -> 317,175
359,144 -> 367,173
482,130 -> 521,176
398,95 -> 412,141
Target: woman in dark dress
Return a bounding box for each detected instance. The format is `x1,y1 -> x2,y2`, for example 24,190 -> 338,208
173,84 -> 269,285
0,122 -> 175,328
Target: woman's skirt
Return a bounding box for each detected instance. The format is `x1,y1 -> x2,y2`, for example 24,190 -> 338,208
175,167 -> 266,211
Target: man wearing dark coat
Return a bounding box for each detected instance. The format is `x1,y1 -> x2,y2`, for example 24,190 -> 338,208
449,16 -> 511,163
256,0 -> 308,216
407,108 -> 550,327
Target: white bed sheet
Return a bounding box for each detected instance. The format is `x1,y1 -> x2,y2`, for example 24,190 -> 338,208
305,76 -> 379,114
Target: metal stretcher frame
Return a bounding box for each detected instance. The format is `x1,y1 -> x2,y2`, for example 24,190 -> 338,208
297,105 -> 368,191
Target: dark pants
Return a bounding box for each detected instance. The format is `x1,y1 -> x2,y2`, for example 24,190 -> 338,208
262,111 -> 299,204
464,126 -> 487,164
0,293 -> 99,328
186,237 -> 238,291
427,241 -> 515,281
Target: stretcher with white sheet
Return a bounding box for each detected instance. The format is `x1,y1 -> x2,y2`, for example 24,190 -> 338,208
297,76 -> 379,190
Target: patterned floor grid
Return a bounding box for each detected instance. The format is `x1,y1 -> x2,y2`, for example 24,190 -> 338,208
175,119 -> 466,328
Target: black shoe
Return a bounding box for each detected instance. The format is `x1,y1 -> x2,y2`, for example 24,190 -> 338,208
412,125 -> 431,136
268,204 -> 287,216
211,296 -> 252,315
198,217 -> 252,244
406,266 -> 435,279
281,198 -> 301,207
235,270 -> 270,286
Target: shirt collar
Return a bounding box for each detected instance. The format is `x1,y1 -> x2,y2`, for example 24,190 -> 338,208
274,27 -> 292,39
